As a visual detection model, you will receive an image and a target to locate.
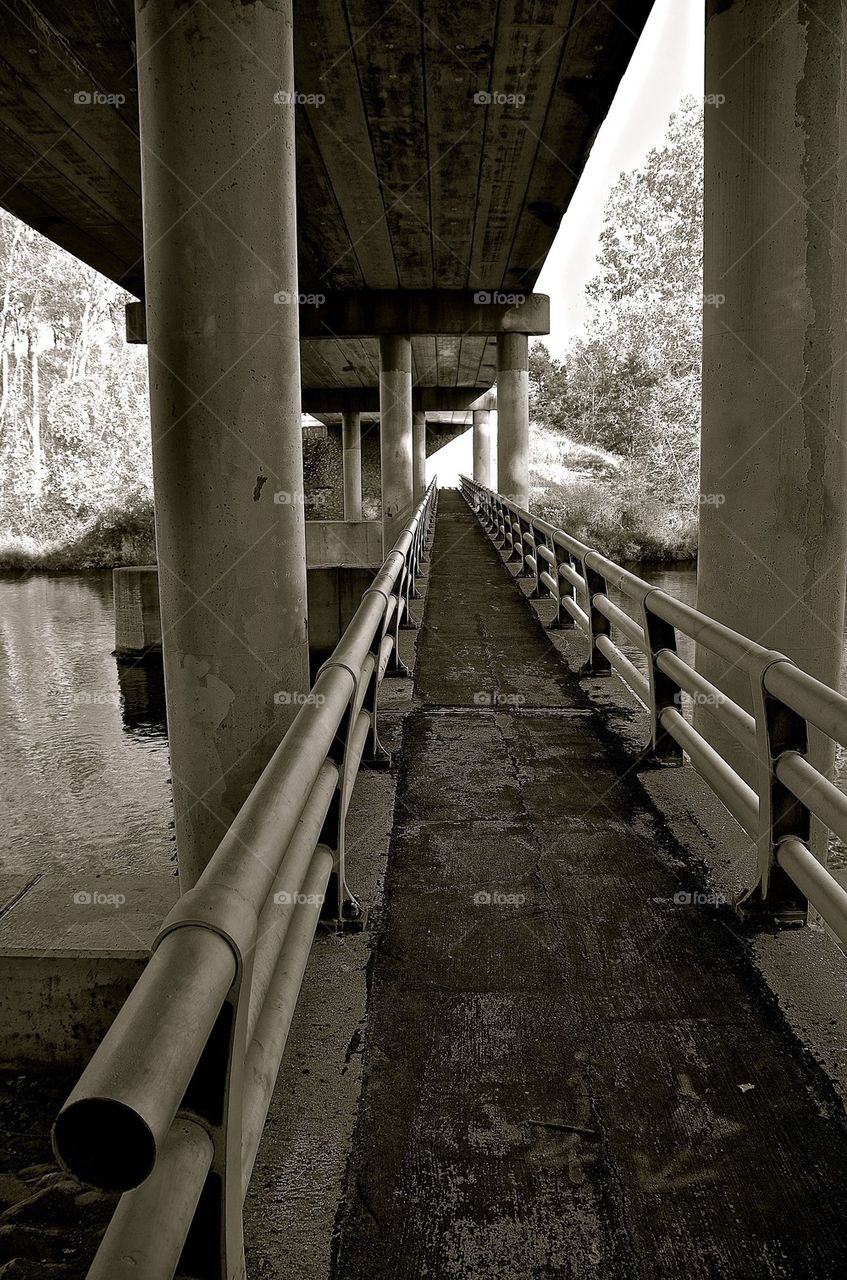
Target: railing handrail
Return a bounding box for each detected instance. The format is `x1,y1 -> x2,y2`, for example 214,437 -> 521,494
461,475 -> 847,947
51,481 -> 439,1280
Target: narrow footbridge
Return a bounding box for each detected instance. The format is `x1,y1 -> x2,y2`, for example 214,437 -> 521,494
52,487 -> 847,1278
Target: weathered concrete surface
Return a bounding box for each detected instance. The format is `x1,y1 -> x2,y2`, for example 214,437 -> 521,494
697,0 -> 847,799
0,872 -> 177,1068
242,565 -> 429,1280
331,491 -> 847,1279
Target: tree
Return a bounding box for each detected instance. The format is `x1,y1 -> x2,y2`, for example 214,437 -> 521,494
532,96 -> 703,506
0,208 -> 152,548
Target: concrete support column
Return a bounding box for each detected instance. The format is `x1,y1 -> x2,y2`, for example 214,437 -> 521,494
342,410 -> 363,521
378,335 -> 414,554
697,1 -> 847,809
496,334 -> 529,507
135,0 -> 309,889
412,410 -> 427,506
473,409 -> 493,487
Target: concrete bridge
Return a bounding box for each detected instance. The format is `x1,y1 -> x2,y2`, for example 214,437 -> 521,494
3,1 -> 847,1277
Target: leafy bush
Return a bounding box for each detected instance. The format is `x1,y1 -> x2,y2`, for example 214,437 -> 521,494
532,474 -> 697,564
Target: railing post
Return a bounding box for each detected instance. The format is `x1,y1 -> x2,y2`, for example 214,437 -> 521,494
738,653 -> 809,926
516,515 -> 535,581
640,590 -> 683,765
548,541 -> 575,631
528,526 -> 550,600
580,557 -> 612,677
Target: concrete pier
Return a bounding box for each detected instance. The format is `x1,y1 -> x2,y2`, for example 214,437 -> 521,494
412,410 -> 427,505
696,0 -> 847,796
134,0 -> 309,887
342,411 -> 363,522
496,334 -> 530,507
379,335 -> 414,555
472,408 -> 493,487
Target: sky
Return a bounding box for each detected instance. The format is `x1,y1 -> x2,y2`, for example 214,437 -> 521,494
537,0 -> 704,356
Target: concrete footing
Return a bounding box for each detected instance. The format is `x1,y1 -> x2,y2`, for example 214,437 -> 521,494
0,873 -> 177,1068
113,566 -> 161,658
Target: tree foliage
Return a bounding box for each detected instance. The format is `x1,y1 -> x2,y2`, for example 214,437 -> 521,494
531,96 -> 704,535
0,209 -> 153,554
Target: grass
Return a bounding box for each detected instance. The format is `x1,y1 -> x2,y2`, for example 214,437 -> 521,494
528,428 -> 698,563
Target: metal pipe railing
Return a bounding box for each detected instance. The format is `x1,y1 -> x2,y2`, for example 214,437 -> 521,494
52,480 -> 439,1280
461,476 -> 847,938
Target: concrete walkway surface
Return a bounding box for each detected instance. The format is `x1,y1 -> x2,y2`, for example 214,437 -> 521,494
329,489 -> 847,1280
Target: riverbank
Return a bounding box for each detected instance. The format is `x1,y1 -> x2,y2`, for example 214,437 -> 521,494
0,501 -> 155,572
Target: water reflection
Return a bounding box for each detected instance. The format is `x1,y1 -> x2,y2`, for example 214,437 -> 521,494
117,659 -> 168,738
0,570 -> 175,877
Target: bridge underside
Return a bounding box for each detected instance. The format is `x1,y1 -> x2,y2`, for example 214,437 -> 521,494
327,492 -> 847,1278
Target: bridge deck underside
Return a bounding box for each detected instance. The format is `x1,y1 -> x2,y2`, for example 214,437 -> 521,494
330,490 -> 847,1279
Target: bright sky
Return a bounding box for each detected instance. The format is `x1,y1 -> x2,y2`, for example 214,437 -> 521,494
537,0 -> 704,356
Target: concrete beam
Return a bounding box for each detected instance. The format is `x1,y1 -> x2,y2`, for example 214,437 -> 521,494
301,387 -> 496,414
127,294 -> 549,342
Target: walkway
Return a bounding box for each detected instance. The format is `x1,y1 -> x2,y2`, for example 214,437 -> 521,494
330,490 -> 847,1279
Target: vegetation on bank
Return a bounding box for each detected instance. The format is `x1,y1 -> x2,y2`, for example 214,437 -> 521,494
527,425 -> 697,563
0,491 -> 155,571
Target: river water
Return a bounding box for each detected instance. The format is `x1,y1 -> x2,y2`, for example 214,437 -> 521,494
0,561 -> 843,878
0,571 -> 175,878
